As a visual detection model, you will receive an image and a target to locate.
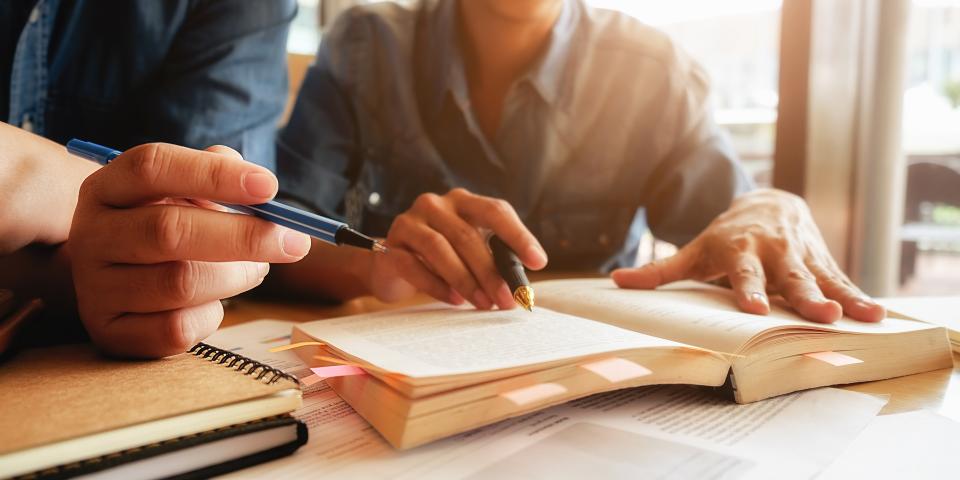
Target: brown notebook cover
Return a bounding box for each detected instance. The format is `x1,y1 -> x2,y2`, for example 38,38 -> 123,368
0,343 -> 302,478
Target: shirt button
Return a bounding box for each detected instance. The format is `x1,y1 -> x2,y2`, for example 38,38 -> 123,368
598,234 -> 610,247
28,5 -> 40,24
21,114 -> 34,132
368,192 -> 381,206
559,239 -> 571,249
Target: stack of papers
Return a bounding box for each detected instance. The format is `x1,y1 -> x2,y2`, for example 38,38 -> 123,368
208,320 -> 891,480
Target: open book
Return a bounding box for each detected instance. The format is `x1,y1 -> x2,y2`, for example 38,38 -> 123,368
290,279 -> 953,450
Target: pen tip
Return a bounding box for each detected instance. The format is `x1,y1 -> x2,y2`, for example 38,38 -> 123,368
513,286 -> 535,312
372,241 -> 389,254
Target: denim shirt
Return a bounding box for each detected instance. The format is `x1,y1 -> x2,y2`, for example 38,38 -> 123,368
278,0 -> 753,271
1,0 -> 296,169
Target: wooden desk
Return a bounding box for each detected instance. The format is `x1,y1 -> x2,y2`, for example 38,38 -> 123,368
222,296 -> 960,420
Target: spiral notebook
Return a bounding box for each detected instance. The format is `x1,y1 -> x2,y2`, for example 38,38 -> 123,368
0,343 -> 304,479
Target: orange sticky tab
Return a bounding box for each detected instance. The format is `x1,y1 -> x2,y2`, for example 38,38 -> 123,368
804,351 -> 863,366
313,355 -> 396,376
300,374 -> 324,386
581,358 -> 653,383
311,365 -> 367,378
501,383 -> 567,406
268,341 -> 325,353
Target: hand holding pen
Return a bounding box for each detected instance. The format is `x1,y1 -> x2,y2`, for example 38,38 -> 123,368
68,142 -> 374,358
366,188 -> 547,310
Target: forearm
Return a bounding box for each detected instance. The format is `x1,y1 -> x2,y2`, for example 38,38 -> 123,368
0,122 -> 99,252
264,238 -> 374,301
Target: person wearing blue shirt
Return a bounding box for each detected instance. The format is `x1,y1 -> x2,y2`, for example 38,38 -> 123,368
274,0 -> 886,324
0,0 -> 314,357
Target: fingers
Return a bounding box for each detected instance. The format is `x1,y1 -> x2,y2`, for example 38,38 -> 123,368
769,256 -> 842,323
808,263 -> 885,323
88,205 -> 310,264
84,143 -> 278,207
423,202 -> 515,309
448,188 -> 548,270
90,301 -> 225,358
612,245 -> 697,290
376,246 -> 461,305
381,190 -> 542,310
388,212 -> 490,307
725,252 -> 771,315
88,261 -> 269,314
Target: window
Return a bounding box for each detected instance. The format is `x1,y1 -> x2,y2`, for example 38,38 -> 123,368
587,1 -> 782,262
288,0 -> 321,54
897,0 -> 960,295
587,0 -> 781,187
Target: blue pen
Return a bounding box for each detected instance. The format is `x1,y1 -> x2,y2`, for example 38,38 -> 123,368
66,139 -> 387,253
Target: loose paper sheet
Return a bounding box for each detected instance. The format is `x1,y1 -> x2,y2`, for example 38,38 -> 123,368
818,410 -> 960,480
207,320 -> 887,480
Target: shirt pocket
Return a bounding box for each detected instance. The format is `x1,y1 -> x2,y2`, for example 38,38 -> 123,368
347,145 -> 446,236
535,203 -> 639,270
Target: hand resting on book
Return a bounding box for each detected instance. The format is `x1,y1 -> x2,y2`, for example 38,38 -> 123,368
612,189 -> 886,324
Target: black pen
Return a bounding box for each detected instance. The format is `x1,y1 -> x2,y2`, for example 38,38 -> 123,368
488,235 -> 535,311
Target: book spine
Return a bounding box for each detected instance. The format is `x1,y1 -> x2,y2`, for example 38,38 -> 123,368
188,343 -> 299,385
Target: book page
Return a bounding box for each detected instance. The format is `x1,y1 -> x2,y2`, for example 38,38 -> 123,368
209,320 -> 887,480
294,305 -> 686,378
535,279 -> 934,354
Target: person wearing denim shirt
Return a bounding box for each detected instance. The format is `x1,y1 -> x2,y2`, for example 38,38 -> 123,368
275,0 -> 887,325
1,0 -> 292,167
0,0 -> 317,358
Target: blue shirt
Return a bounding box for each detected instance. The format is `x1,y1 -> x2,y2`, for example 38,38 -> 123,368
1,0 -> 296,168
278,0 -> 753,271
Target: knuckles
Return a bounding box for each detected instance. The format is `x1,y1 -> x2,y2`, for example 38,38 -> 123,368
388,213 -> 416,238
413,192 -> 445,214
236,217 -> 267,257
153,207 -> 188,257
165,261 -> 200,305
160,309 -> 197,353
126,143 -> 168,188
489,198 -> 514,218
785,268 -> 816,282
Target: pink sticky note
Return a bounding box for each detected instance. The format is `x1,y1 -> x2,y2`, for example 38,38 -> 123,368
581,358 -> 653,383
310,365 -> 368,378
501,383 -> 567,406
804,351 -> 863,366
300,374 -> 324,386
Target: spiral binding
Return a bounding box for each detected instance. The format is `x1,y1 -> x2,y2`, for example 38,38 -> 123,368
188,343 -> 299,385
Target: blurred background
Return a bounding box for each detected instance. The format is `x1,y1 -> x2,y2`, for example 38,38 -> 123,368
284,0 -> 960,297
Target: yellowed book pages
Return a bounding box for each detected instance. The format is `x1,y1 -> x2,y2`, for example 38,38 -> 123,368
879,296 -> 960,352
536,279 -> 937,355
294,304 -> 705,383
290,278 -> 952,449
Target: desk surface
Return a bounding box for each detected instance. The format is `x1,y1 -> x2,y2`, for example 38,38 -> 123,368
222,295 -> 960,421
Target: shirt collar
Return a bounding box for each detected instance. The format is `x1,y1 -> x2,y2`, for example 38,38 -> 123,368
523,0 -> 580,106
417,0 -> 582,117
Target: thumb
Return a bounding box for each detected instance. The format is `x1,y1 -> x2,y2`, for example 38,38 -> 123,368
612,245 -> 697,290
